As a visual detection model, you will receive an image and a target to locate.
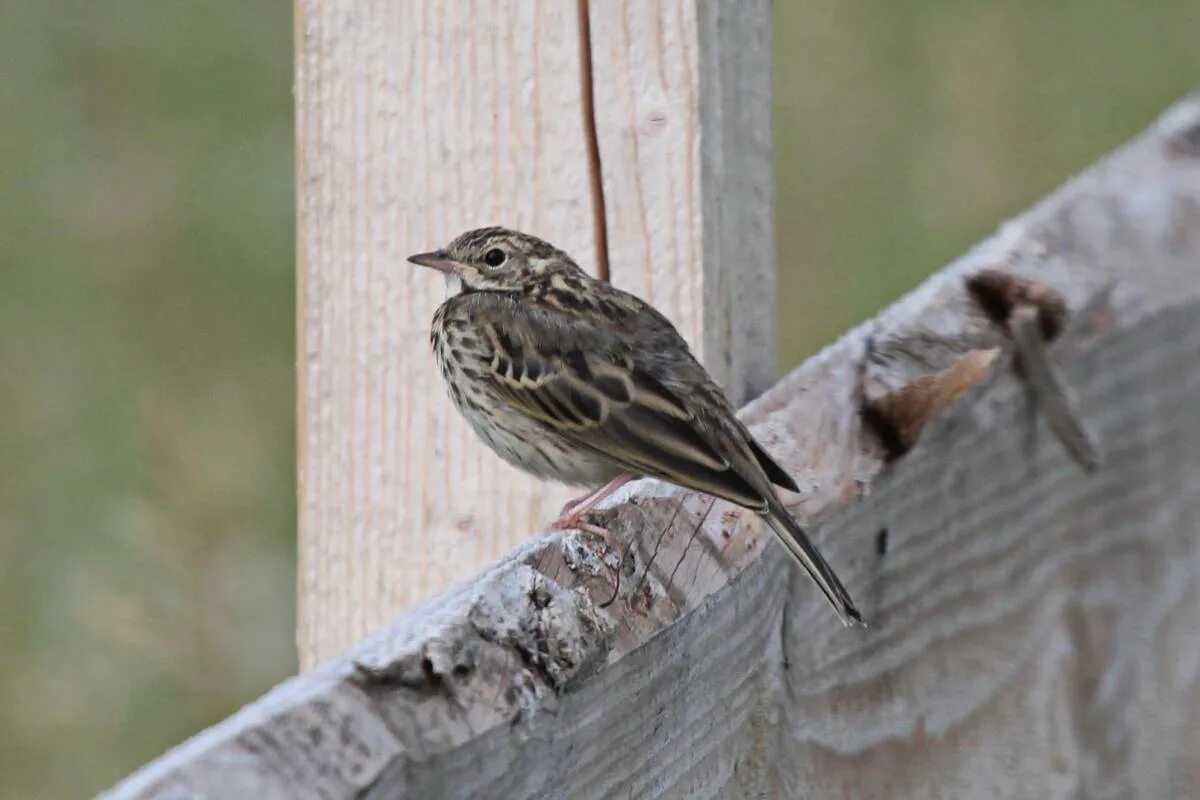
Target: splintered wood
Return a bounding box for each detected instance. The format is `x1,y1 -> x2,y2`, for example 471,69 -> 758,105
965,269 -> 1102,469
108,94 -> 1200,800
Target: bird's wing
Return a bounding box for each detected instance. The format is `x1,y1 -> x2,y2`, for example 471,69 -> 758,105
747,435 -> 801,493
465,291 -> 857,624
475,304 -> 771,510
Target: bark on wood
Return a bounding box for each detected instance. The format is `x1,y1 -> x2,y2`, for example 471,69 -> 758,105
110,96 -> 1200,800
295,0 -> 775,666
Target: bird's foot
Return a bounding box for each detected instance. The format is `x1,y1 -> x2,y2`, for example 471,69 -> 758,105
547,513 -> 615,545
546,474 -> 635,546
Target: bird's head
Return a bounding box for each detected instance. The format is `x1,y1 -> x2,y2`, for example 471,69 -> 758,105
408,227 -> 581,293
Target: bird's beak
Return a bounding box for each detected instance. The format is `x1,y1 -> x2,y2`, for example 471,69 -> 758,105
408,249 -> 468,275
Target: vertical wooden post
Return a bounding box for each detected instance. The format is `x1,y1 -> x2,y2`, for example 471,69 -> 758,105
295,0 -> 773,667
585,2 -> 776,404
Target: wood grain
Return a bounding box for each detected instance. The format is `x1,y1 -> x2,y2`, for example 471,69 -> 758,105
111,94 -> 1200,800
587,1 -> 776,402
295,0 -> 775,667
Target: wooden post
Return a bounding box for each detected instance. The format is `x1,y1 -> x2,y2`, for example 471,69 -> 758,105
104,95 -> 1200,799
295,1 -> 774,666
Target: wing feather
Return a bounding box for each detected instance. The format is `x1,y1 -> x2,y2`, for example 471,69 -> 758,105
480,315 -> 770,510
748,438 -> 800,493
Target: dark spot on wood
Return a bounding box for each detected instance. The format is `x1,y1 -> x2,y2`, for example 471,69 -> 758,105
421,656 -> 442,687
1166,119 -> 1200,158
966,270 -> 1014,329
629,581 -> 655,615
876,527 -> 889,556
348,657 -> 438,693
861,403 -> 906,459
528,583 -> 552,609
340,722 -> 368,755
966,268 -> 1067,341
645,109 -> 668,130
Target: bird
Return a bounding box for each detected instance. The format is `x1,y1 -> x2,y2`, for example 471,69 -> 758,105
408,227 -> 863,626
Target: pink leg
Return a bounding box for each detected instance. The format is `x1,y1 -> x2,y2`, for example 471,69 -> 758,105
548,474 -> 634,541
559,474 -> 634,518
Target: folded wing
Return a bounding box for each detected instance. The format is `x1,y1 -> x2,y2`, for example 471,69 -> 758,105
478,312 -> 771,511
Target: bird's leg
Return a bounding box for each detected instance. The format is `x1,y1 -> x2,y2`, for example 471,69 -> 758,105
558,474 -> 634,519
548,473 -> 634,542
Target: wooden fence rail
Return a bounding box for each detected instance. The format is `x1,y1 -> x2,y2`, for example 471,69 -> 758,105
105,94 -> 1200,799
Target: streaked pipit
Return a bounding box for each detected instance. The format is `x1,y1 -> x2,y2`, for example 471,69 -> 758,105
410,227 -> 862,626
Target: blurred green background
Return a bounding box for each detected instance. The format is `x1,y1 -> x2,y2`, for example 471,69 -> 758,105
0,1 -> 1196,797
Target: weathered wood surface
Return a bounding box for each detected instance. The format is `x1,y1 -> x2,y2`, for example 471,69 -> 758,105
109,96 -> 1200,799
295,0 -> 775,667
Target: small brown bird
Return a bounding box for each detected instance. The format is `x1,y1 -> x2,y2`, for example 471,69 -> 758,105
409,227 -> 862,626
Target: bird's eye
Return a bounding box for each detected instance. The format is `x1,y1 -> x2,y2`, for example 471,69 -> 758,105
483,248 -> 506,267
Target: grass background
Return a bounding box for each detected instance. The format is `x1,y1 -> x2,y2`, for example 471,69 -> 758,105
1,2 -> 1196,796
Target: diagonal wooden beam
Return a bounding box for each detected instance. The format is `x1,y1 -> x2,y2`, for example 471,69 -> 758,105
107,94 -> 1200,800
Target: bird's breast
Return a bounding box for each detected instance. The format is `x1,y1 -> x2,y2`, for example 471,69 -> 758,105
427,302 -> 621,487
431,308 -> 489,405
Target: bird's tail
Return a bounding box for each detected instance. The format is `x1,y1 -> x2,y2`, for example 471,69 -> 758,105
762,501 -> 864,627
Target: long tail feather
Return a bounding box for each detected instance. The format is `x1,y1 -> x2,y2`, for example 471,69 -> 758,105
762,501 -> 864,627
